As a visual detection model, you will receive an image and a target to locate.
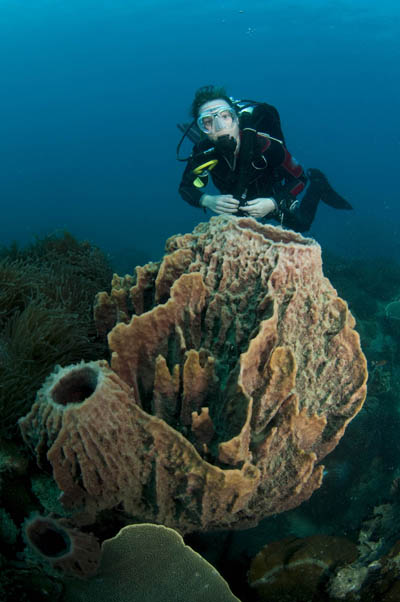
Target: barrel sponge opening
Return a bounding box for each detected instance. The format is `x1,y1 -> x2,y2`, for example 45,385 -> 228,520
51,365 -> 100,406
23,514 -> 101,577
25,515 -> 71,559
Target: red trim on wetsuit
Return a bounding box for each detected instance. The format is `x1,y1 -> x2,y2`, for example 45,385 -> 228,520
289,181 -> 306,197
283,149 -> 303,178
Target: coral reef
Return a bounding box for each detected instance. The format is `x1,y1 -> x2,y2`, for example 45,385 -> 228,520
64,523 -> 240,602
385,300 -> 400,320
325,503 -> 400,600
0,508 -> 18,546
0,449 -> 65,601
0,231 -> 112,437
19,217 -> 367,534
247,529 -> 400,602
243,493 -> 400,601
248,534 -> 358,601
0,560 -> 64,602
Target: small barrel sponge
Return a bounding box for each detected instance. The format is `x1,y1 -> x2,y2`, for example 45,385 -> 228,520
20,217 -> 368,534
64,523 -> 240,602
23,514 -> 100,577
19,359 -> 260,532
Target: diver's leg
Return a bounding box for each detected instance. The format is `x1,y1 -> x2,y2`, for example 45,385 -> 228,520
306,168 -> 353,209
281,195 -> 319,232
281,168 -> 352,232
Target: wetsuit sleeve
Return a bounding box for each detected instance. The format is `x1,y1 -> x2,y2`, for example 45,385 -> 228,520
179,155 -> 205,209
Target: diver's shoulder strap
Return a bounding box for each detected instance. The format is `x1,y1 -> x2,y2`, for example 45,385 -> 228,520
237,101 -> 286,144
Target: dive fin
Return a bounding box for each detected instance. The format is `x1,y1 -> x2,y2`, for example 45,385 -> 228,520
307,168 -> 353,210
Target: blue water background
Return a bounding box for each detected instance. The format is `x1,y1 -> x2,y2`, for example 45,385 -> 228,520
0,0 -> 399,269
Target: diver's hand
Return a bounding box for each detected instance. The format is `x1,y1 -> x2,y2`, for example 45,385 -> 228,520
241,197 -> 277,218
200,194 -> 240,215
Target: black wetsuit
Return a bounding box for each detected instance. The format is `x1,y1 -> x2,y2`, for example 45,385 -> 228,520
179,103 -> 351,232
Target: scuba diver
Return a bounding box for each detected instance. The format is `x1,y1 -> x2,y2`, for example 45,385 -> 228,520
177,85 -> 352,232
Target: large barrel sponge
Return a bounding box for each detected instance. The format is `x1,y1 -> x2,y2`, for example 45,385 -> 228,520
20,217 -> 367,534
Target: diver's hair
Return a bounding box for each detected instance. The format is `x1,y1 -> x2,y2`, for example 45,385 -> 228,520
191,85 -> 235,119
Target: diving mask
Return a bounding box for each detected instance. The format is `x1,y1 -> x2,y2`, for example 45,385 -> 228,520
197,105 -> 238,134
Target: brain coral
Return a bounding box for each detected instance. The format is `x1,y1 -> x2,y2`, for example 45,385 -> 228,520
19,217 -> 367,534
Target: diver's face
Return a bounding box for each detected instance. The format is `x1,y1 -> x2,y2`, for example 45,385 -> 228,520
197,99 -> 239,142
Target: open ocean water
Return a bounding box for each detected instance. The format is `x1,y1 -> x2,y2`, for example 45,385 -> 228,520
0,0 -> 399,266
